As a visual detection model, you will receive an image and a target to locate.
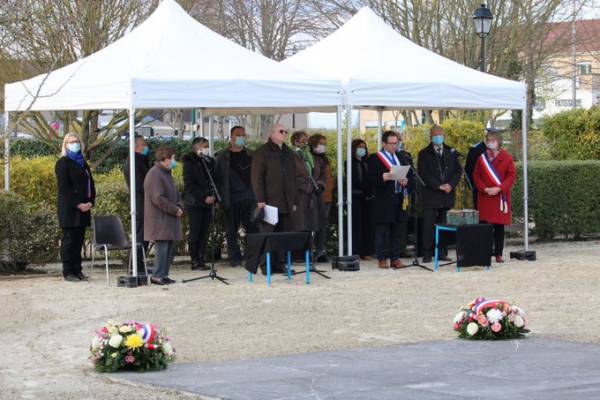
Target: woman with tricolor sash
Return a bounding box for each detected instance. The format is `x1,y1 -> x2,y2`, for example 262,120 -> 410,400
472,130 -> 516,263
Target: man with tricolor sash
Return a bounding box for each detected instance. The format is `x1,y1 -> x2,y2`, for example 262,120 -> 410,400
367,131 -> 412,269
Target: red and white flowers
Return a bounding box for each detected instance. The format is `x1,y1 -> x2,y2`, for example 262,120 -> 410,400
452,298 -> 529,340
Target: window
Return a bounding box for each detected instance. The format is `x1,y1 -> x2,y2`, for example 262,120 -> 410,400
578,62 -> 592,76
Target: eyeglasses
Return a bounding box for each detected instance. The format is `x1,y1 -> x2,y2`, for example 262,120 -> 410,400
386,141 -> 398,146
278,129 -> 288,134
67,140 -> 80,144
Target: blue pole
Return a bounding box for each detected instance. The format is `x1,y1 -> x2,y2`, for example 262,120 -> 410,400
266,252 -> 271,287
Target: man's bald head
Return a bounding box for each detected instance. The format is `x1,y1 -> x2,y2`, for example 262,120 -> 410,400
269,123 -> 288,146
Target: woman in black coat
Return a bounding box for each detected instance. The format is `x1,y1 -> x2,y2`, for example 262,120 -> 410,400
348,139 -> 374,259
55,133 -> 96,282
182,138 -> 216,270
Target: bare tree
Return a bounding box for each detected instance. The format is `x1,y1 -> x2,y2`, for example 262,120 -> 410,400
0,0 -> 155,163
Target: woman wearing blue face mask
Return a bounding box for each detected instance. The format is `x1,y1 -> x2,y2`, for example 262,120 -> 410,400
348,139 -> 374,259
143,146 -> 183,285
55,133 -> 96,282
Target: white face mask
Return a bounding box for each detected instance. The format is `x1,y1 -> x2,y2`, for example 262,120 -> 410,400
315,144 -> 326,154
198,148 -> 210,157
486,141 -> 499,151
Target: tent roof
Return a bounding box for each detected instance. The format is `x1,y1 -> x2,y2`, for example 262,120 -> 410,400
282,7 -> 526,110
4,0 -> 340,112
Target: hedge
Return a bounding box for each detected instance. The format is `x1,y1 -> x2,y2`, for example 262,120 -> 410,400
512,160 -> 600,240
541,106 -> 600,160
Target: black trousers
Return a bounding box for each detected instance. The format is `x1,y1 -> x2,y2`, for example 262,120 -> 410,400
225,199 -> 257,264
422,208 -> 448,258
351,196 -> 374,257
60,226 -> 86,277
481,220 -> 505,256
258,213 -> 295,270
187,206 -> 212,264
127,214 -> 149,272
374,222 -> 402,261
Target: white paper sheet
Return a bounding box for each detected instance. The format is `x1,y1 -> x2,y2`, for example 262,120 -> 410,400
390,165 -> 410,181
263,205 -> 279,225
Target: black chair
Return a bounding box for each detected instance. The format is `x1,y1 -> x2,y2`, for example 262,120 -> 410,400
90,216 -> 148,285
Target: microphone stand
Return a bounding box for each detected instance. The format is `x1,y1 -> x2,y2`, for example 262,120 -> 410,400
406,165 -> 433,272
182,156 -> 229,285
292,173 -> 331,279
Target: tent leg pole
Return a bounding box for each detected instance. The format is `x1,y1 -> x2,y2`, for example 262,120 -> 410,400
128,108 -> 138,278
336,106 -> 344,257
208,115 -> 213,156
377,107 -> 383,149
521,108 -> 529,251
4,112 -> 9,192
199,109 -> 205,138
346,106 -> 353,256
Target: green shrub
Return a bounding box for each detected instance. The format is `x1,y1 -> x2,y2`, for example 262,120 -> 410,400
512,160 -> 600,239
542,106 -> 600,160
9,139 -> 58,158
0,155 -> 57,207
0,192 -> 61,271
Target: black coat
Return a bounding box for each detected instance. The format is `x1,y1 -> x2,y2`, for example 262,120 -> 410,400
55,156 -> 96,228
367,151 -> 409,224
417,143 -> 462,209
123,152 -> 151,213
182,153 -> 216,209
215,147 -> 254,211
464,141 -> 486,189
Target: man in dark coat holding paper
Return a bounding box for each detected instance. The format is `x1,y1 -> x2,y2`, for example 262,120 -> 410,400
417,125 -> 463,263
367,131 -> 411,270
251,123 -> 297,273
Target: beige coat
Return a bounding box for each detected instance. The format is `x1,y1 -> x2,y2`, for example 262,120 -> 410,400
143,164 -> 183,241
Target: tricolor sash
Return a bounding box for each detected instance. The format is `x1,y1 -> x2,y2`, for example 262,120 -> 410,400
376,150 -> 409,209
478,153 -> 508,214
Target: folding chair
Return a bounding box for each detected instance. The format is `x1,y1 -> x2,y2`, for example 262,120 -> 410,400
90,216 -> 148,285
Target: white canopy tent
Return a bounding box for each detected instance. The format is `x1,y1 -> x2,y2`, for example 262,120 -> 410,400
282,7 -> 530,255
3,0 -> 342,277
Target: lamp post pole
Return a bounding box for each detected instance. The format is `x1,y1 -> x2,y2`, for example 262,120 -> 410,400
473,4 -> 493,73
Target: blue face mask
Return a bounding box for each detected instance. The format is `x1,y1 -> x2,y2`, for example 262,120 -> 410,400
141,146 -> 149,156
67,142 -> 81,153
170,159 -> 177,169
356,148 -> 366,158
431,135 -> 444,145
235,136 -> 246,147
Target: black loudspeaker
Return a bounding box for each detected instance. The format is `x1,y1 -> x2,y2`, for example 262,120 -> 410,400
331,255 -> 360,271
117,275 -> 149,287
510,250 -> 537,261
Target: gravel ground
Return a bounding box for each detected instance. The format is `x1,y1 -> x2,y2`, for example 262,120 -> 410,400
0,240 -> 599,399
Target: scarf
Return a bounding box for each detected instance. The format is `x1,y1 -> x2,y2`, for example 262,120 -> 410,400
66,150 -> 85,168
298,146 -> 314,175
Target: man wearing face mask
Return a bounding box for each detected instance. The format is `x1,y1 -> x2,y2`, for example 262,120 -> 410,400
123,135 -> 151,274
417,125 -> 463,263
144,146 -> 183,285
367,131 -> 411,269
182,138 -> 216,271
215,126 -> 257,267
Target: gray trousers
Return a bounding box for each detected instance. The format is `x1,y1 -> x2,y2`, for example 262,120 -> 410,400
153,240 -> 175,278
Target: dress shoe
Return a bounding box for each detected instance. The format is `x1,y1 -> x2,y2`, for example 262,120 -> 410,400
495,256 -> 505,263
164,277 -> 176,284
422,257 -> 432,263
378,259 -> 390,269
391,259 -> 405,269
64,274 -> 79,282
76,272 -> 89,281
150,277 -> 167,285
316,255 -> 330,263
439,256 -> 452,262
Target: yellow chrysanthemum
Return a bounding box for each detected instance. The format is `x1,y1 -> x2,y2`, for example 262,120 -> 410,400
124,334 -> 144,350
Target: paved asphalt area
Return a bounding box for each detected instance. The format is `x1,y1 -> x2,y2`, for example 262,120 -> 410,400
121,339 -> 600,399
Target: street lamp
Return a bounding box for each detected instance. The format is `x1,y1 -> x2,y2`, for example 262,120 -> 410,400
473,3 -> 493,72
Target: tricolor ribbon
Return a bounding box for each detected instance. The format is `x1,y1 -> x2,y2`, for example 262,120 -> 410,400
478,153 -> 508,214
376,150 -> 408,207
